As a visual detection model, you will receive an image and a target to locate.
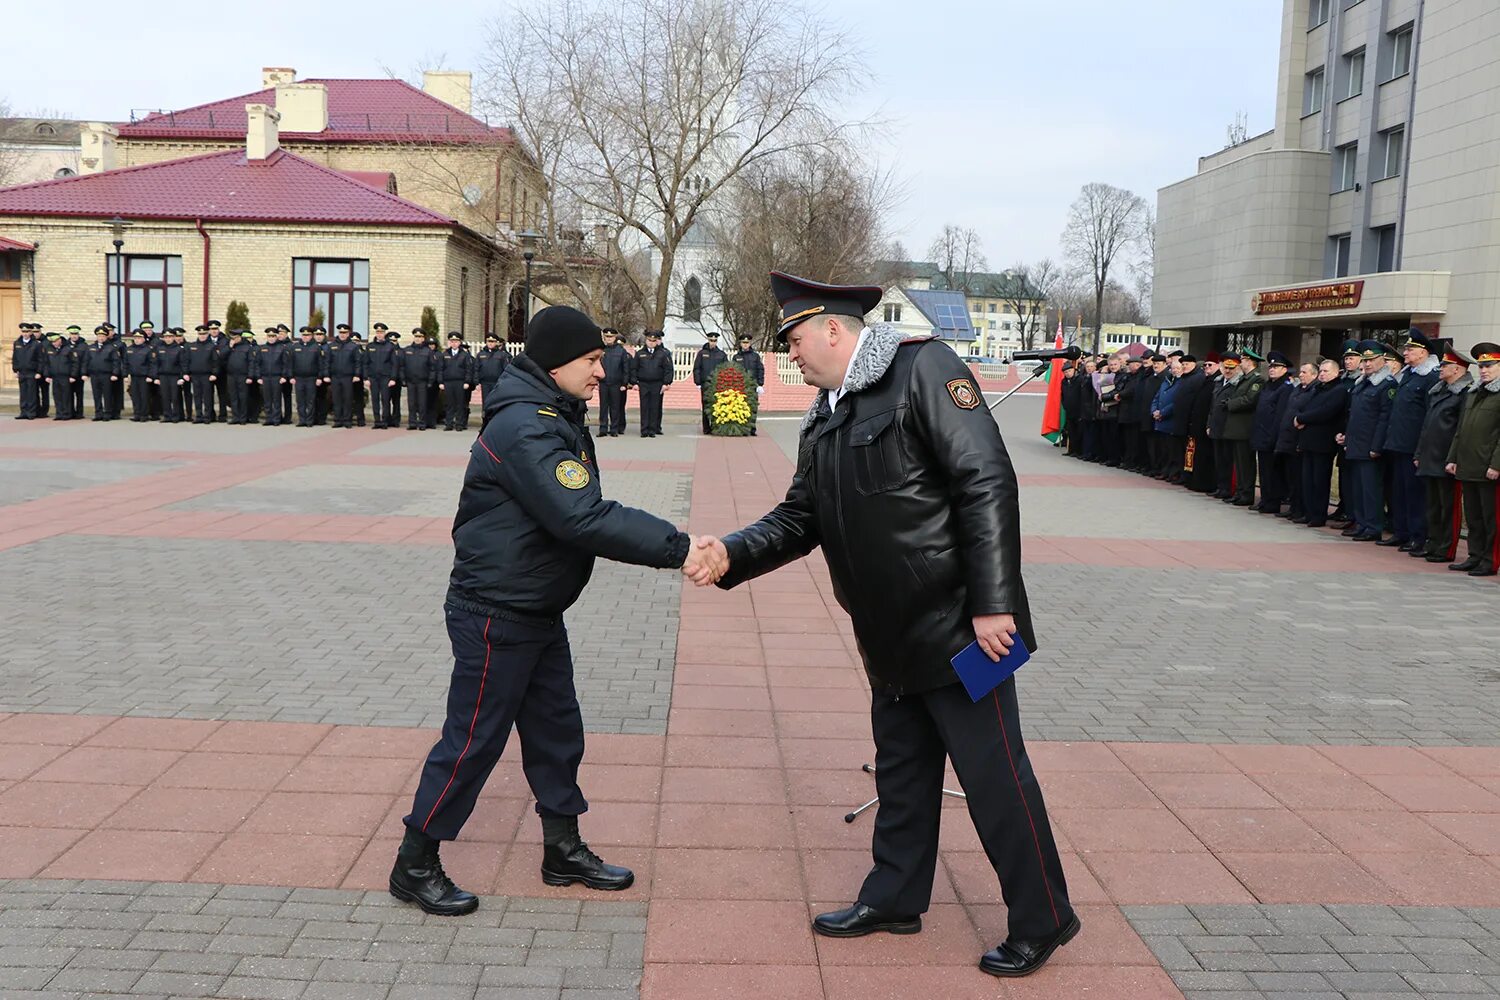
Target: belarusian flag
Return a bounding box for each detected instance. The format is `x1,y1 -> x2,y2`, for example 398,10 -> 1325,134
1040,321 -> 1066,443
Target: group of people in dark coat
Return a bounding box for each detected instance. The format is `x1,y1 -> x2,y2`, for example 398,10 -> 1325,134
12,320 -> 516,433
1056,329 -> 1500,578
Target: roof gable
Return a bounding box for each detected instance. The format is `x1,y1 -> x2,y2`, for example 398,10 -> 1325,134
0,148 -> 455,227
118,79 -> 512,145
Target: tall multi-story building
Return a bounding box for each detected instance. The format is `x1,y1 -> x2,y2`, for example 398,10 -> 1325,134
1153,0 -> 1499,357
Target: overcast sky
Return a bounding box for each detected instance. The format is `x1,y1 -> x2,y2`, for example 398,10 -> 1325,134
1,0 -> 1280,268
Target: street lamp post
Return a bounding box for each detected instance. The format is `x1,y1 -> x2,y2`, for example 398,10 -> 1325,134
106,216 -> 131,330
516,229 -> 540,326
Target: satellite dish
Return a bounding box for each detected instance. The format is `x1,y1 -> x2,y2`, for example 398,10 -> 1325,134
462,185 -> 484,207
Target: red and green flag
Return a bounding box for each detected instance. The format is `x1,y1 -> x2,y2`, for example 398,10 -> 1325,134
1040,321 -> 1066,443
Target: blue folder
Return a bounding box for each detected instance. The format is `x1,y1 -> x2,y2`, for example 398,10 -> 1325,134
951,636 -> 1031,702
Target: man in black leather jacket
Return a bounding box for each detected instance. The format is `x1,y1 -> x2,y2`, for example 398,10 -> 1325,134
391,306 -> 715,918
695,272 -> 1077,978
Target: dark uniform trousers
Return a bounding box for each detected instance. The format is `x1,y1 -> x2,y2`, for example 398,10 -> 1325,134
71,375 -> 85,418
215,374 -> 229,421
1350,457 -> 1384,535
600,383 -> 627,435
1302,452 -> 1336,525
331,377 -> 357,426
370,380 -> 394,426
19,373 -> 41,418
1424,477 -> 1463,560
281,381 -> 295,423
389,383 -> 403,426
860,679 -> 1072,941
91,376 -> 115,419
406,606 -> 588,840
1257,450 -> 1286,510
1212,439 -> 1235,496
639,385 -> 664,435
1282,454 -> 1304,517
1232,441 -> 1256,502
189,374 -> 216,422
294,378 -> 320,426
443,381 -> 470,430
50,380 -> 75,420
157,379 -> 182,422
129,377 -> 152,421
228,379 -> 252,424
1460,481 -> 1500,573
407,383 -> 431,429
1387,453 -> 1425,544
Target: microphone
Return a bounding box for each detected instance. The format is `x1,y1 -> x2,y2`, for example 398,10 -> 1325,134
1011,345 -> 1082,363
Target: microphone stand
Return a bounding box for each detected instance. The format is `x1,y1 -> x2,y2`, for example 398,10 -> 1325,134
987,361 -> 1051,412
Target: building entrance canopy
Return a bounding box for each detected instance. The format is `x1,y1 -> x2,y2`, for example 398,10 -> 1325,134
1245,271 -> 1449,328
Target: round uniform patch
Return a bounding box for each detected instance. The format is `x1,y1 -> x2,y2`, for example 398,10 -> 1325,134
555,460 -> 590,490
946,378 -> 980,410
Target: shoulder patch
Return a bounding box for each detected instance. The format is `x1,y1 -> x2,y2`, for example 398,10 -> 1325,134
538,407 -> 559,417
946,378 -> 980,410
555,460 -> 590,490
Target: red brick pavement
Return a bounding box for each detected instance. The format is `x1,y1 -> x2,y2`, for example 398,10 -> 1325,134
3,424 -> 1498,996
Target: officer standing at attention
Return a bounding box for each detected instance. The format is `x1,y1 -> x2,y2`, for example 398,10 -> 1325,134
387,331 -> 404,428
289,327 -> 327,427
692,332 -> 728,434
208,321 -> 231,421
151,328 -> 187,423
1445,342 -> 1500,577
1342,340 -> 1396,541
44,331 -> 81,420
475,332 -> 511,410
185,326 -> 221,424
64,325 -> 88,418
1382,330 -> 1442,551
326,325 -> 364,428
224,330 -> 260,424
86,326 -> 123,421
597,328 -> 631,437
631,330 -> 673,437
1416,343 -> 1474,563
733,334 -> 766,435
366,324 -> 401,429
390,305 -> 716,915
124,329 -> 156,421
258,327 -> 290,426
12,323 -> 46,419
440,333 -> 476,431
694,272 -> 1076,978
400,330 -> 437,430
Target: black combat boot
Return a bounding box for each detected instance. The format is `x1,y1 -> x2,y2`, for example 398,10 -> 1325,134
389,827 -> 478,916
539,815 -> 634,891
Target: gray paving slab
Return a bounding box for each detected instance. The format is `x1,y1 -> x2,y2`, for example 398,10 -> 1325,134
167,465 -> 461,517
0,458 -> 182,506
1128,904 -> 1500,999
1,421 -> 323,455
0,880 -> 645,999
0,473 -> 690,735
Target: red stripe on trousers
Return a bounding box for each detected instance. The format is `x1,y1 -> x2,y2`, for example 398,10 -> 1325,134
992,687 -> 1061,930
422,616 -> 494,833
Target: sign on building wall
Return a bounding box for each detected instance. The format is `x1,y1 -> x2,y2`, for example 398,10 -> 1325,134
1251,281 -> 1364,316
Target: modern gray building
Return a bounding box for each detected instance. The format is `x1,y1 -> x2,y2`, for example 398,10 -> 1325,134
1153,0 -> 1499,357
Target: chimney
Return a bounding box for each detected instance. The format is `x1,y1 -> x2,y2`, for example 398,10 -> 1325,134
77,122 -> 118,175
422,71 -> 472,114
246,104 -> 281,161
274,82 -> 328,134
262,66 -> 296,88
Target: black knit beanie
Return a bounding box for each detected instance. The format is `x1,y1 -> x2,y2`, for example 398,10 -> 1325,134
523,306 -> 604,371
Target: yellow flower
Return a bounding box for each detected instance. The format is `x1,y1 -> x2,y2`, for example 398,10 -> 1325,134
712,388 -> 752,426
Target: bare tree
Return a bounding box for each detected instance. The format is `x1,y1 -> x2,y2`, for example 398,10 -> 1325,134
1101,279 -> 1147,326
705,142 -> 899,349
1001,259 -> 1061,352
1060,182 -> 1148,353
927,224 -> 986,293
1131,207 -> 1155,325
477,0 -> 866,330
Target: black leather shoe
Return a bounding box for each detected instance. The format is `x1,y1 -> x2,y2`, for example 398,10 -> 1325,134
540,818 -> 634,891
812,902 -> 922,938
1469,565 -> 1498,577
1425,552 -> 1450,562
389,828 -> 478,916
1376,536 -> 1407,547
979,912 -> 1082,978
1351,531 -> 1380,542
1451,557 -> 1480,572
1341,525 -> 1362,536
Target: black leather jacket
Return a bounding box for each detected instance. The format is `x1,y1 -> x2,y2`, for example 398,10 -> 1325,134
717,339 -> 1035,695
446,355 -> 691,619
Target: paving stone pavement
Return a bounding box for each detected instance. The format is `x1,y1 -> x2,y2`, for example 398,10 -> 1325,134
0,458 -> 182,506
0,472 -> 690,735
0,879 -> 645,999
1127,904 -> 1500,999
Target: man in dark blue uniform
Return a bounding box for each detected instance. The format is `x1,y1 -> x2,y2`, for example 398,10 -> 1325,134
630,330 -> 673,437
151,328 -> 187,423
366,324 -> 401,429
1251,351 -> 1294,513
1381,329 -> 1442,551
399,331 -> 438,430
257,328 -> 289,426
391,306 -> 713,916
733,334 -> 766,435
124,329 -> 156,421
1417,343 -> 1474,562
697,272 -> 1076,978
692,332 -> 728,433
1342,340 -> 1396,541
184,326 -> 222,424
326,325 -> 364,428
440,333 -> 476,431
475,332 -> 511,412
289,327 -> 328,427
597,328 -> 631,436
64,325 -> 88,418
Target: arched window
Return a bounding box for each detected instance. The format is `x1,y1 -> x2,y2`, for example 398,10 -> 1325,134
35,123 -> 57,136
53,167 -> 76,179
683,276 -> 702,323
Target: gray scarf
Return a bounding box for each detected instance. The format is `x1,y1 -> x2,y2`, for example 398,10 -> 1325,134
800,325 -> 931,432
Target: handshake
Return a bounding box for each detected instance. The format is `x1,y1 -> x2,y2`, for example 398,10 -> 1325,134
681,535 -> 729,587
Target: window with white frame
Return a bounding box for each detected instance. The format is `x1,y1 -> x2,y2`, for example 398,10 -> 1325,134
1342,49 -> 1365,100
107,255 -> 183,332
1304,68 -> 1326,116
883,303 -> 901,323
1332,234 -> 1352,278
1334,142 -> 1359,192
1379,127 -> 1405,179
1389,25 -> 1413,79
1374,225 -> 1397,272
1309,0 -> 1329,28
293,258 -> 370,333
